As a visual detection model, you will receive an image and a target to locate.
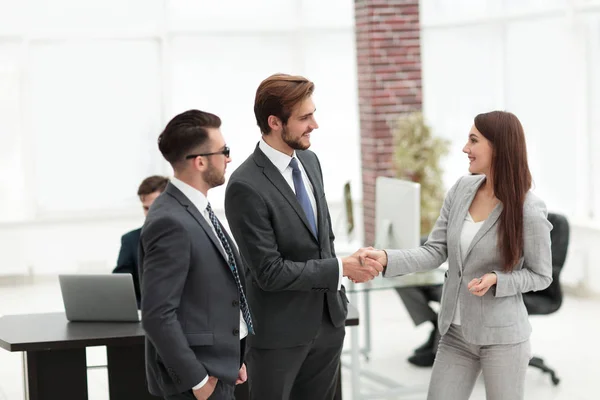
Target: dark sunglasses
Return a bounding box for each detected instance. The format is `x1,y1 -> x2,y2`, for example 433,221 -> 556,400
185,146 -> 230,159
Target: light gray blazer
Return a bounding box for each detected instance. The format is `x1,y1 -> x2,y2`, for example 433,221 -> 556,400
384,174 -> 553,345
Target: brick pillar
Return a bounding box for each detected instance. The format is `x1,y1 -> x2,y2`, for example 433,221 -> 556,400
354,0 -> 423,245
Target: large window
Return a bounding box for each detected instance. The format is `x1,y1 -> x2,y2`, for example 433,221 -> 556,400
504,17 -> 582,216
0,42 -> 29,222
0,0 -> 361,222
421,24 -> 504,184
29,40 -> 162,215
421,0 -> 600,222
590,17 -> 600,220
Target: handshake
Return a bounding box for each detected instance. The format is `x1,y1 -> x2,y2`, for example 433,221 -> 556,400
341,247 -> 388,283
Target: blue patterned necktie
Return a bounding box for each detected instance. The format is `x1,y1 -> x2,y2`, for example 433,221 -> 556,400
289,158 -> 318,237
205,203 -> 254,334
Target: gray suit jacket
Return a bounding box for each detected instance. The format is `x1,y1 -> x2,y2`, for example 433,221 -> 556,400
224,145 -> 348,349
139,183 -> 247,397
384,174 -> 553,345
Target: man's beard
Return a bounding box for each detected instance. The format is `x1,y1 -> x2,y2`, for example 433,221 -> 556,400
282,125 -> 310,150
203,165 -> 225,188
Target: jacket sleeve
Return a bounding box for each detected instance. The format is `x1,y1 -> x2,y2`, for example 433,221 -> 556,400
493,196 -> 553,297
383,177 -> 463,277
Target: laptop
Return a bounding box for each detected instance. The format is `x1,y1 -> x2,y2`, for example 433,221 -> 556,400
59,274 -> 140,322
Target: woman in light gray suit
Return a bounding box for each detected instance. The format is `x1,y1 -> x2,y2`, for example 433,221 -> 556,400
367,111 -> 552,399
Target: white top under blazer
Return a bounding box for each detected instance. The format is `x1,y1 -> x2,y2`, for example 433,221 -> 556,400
452,213 -> 485,325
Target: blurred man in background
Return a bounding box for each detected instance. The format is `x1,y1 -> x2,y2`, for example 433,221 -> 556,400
112,175 -> 169,307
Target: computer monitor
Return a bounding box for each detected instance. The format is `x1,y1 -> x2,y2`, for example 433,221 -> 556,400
374,176 -> 420,250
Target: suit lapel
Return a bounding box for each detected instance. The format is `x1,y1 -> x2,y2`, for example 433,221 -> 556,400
186,206 -> 230,263
253,146 -> 319,242
454,175 -> 503,266
452,190 -> 473,271
165,184 -> 229,263
463,203 -> 502,264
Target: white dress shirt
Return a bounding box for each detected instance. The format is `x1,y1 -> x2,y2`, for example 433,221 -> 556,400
170,176 -> 247,390
452,212 -> 485,325
258,138 -> 343,290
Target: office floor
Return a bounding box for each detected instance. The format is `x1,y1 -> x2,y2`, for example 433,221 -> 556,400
0,277 -> 598,400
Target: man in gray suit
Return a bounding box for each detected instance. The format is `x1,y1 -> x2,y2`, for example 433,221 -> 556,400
140,110 -> 252,400
224,73 -> 382,399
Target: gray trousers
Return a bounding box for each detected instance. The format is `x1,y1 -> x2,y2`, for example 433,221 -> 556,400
427,324 -> 531,400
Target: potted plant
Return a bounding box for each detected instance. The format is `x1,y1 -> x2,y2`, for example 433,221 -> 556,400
392,112 -> 450,236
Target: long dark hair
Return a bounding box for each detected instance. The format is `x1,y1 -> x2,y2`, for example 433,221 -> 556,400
474,111 -> 532,272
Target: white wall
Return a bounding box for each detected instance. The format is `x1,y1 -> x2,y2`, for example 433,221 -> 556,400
0,0 -> 362,275
421,0 -> 600,294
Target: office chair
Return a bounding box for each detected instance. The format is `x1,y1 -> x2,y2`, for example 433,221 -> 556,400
522,212 -> 569,385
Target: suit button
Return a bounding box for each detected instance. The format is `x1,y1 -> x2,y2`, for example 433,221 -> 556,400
233,328 -> 240,336
232,300 -> 239,307
458,270 -> 462,278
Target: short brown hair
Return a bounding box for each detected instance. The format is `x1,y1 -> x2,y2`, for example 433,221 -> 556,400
137,175 -> 169,197
158,109 -> 221,166
254,73 -> 315,135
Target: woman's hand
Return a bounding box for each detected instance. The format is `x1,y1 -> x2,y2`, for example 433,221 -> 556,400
467,273 -> 497,296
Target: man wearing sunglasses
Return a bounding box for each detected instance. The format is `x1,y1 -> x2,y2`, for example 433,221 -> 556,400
139,109 -> 251,400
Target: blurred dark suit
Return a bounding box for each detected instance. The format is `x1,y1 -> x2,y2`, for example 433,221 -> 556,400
112,228 -> 142,308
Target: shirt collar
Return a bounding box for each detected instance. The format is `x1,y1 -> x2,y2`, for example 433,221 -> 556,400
170,176 -> 209,214
259,138 -> 297,174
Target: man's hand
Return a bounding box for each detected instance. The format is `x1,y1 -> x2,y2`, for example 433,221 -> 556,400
342,247 -> 384,283
236,364 -> 247,385
364,249 -> 388,268
467,273 -> 497,297
192,376 -> 218,400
